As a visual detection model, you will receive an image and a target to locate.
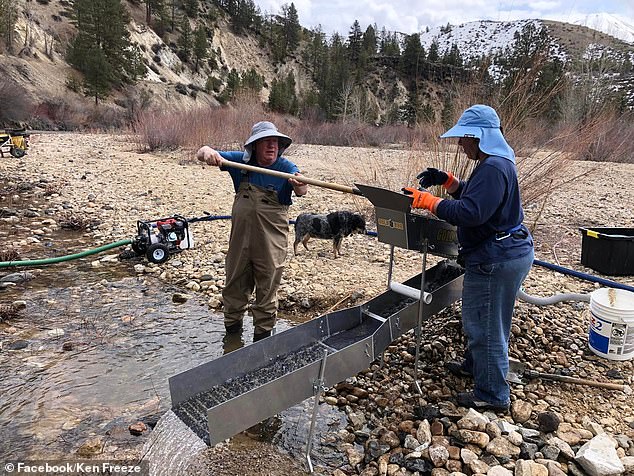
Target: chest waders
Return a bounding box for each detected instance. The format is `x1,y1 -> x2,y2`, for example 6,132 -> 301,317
222,182 -> 289,335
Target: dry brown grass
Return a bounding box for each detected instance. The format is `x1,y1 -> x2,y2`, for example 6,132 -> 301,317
57,211 -> 99,231
0,304 -> 21,322
0,249 -> 20,262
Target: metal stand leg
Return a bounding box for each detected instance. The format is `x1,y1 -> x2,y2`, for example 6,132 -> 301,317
414,240 -> 428,395
387,244 -> 395,288
305,349 -> 328,473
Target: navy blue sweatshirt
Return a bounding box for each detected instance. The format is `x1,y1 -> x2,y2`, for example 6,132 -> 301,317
435,155 -> 533,265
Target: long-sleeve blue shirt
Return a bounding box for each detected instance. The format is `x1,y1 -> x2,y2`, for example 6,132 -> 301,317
435,155 -> 533,265
218,151 -> 299,205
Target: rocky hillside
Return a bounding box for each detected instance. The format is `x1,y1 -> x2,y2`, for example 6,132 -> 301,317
1,0 -> 633,124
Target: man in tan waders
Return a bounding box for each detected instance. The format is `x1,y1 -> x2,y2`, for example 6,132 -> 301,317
197,122 -> 307,342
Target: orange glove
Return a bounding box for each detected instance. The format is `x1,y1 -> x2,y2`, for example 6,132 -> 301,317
402,187 -> 442,213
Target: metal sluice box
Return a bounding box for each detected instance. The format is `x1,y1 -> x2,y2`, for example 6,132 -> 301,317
354,183 -> 458,258
169,261 -> 463,445
168,183 -> 463,447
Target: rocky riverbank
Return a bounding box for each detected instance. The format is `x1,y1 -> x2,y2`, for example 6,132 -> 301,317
1,132 -> 634,475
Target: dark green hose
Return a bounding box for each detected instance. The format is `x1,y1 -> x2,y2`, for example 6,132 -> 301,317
0,239 -> 133,268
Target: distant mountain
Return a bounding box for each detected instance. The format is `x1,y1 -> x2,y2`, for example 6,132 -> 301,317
419,18 -> 633,63
568,13 -> 634,44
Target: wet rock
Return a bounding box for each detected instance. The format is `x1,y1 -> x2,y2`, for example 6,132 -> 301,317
76,436 -> 104,457
0,271 -> 35,283
172,292 -> 190,303
6,340 -> 29,350
365,439 -> 390,460
129,421 -> 147,436
537,411 -> 561,433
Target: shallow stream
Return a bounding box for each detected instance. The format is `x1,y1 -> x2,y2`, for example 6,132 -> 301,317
0,180 -> 347,470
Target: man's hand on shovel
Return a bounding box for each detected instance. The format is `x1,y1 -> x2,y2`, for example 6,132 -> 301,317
196,146 -> 223,166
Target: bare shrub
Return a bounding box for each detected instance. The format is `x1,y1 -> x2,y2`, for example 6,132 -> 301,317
564,109 -> 634,163
133,91 -> 269,152
0,79 -> 34,125
0,304 -> 21,322
32,96 -> 86,130
57,211 -> 98,230
85,104 -> 126,130
0,248 -> 20,262
134,110 -> 193,151
292,120 -> 416,148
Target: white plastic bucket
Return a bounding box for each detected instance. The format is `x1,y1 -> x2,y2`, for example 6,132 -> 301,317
588,288 -> 634,361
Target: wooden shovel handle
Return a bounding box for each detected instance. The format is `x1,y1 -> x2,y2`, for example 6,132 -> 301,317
220,159 -> 363,195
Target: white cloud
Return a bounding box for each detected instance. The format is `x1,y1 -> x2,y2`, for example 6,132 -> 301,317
252,0 -> 634,39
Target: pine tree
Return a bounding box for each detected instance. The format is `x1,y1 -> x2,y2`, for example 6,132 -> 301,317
83,47 -> 112,104
177,17 -> 193,62
281,3 -> 301,53
442,43 -> 463,67
361,25 -> 377,57
232,0 -> 259,34
144,0 -> 165,26
347,20 -> 362,64
193,25 -> 208,71
427,40 -> 439,62
0,0 -> 18,51
241,68 -> 263,92
67,0 -> 145,101
400,33 -> 423,83
183,0 -> 198,18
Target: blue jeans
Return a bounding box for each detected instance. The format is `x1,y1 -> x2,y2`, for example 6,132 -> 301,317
461,250 -> 534,406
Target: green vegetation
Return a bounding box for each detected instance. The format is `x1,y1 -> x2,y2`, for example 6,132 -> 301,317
66,0 -> 145,103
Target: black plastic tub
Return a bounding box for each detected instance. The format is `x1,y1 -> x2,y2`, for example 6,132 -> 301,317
579,227 -> 634,276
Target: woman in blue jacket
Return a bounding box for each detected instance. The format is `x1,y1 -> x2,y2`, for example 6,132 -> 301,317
403,105 -> 534,413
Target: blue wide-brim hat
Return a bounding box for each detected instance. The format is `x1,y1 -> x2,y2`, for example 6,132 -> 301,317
440,104 -> 515,162
243,121 -> 292,162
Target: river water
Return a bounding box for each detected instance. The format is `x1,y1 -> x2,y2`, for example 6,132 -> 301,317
0,179 -> 347,471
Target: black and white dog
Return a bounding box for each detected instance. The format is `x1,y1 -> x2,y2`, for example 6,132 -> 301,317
293,211 -> 366,258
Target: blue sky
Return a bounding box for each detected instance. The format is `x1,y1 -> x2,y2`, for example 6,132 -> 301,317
254,0 -> 634,36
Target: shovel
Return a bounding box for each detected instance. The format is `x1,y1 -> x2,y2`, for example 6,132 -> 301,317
218,159 -> 364,195
507,359 -> 631,393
